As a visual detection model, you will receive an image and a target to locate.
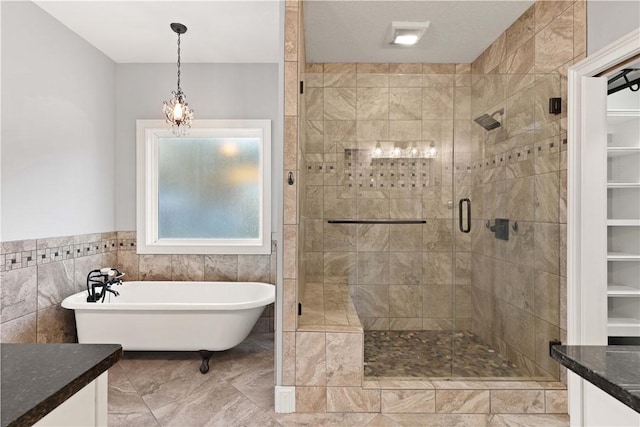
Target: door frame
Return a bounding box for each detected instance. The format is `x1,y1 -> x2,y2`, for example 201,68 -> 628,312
567,27 -> 640,426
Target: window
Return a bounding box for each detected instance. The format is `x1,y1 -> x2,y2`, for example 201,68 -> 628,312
136,120 -> 271,254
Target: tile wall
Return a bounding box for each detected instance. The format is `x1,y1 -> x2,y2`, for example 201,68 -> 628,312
281,0 -> 304,388
0,231 -> 276,344
300,62 -> 472,331
468,0 -> 586,380
1,233 -> 118,343
292,0 -> 587,385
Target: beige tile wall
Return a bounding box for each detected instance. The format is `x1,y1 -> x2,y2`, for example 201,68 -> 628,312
468,0 -> 586,380
282,0 -> 303,388
293,0 -> 585,389
1,233 -> 118,343
300,62 -> 473,331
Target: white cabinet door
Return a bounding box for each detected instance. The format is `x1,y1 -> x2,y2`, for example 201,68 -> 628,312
582,380 -> 640,426
34,372 -> 108,427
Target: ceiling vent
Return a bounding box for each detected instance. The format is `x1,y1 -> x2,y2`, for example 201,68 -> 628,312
389,21 -> 430,46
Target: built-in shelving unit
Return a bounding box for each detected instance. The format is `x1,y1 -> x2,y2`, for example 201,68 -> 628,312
606,103 -> 640,341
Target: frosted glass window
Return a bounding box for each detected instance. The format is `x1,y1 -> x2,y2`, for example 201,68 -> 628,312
158,138 -> 260,239
136,120 -> 271,254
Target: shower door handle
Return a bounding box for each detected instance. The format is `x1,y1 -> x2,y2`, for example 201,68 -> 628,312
459,198 -> 471,233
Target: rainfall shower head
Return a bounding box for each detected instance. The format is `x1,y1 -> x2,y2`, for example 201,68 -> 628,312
474,109 -> 504,131
474,114 -> 501,130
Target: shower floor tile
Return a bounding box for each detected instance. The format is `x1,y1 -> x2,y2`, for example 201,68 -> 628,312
364,330 -> 529,378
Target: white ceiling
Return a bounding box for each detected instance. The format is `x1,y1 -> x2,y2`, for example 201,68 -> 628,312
34,0 -> 534,65
34,1 -> 283,63
304,1 -> 534,63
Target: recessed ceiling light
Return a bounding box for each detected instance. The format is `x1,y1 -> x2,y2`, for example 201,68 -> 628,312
389,21 -> 430,46
394,34 -> 419,46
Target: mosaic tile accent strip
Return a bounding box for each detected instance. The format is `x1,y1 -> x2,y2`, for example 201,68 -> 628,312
2,250 -> 38,271
1,234 -> 118,272
364,330 -> 530,379
305,138 -> 565,196
116,237 -> 137,251
466,138 -> 565,173
2,234 -> 277,273
37,246 -> 74,264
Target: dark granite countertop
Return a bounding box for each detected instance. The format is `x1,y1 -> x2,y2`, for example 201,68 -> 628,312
551,345 -> 640,412
1,343 -> 122,427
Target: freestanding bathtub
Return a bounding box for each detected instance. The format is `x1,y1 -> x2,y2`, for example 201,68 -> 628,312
62,281 -> 275,372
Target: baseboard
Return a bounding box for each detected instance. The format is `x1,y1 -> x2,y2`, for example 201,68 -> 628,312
274,386 -> 295,413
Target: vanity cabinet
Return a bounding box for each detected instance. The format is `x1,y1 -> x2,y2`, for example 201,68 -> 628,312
606,103 -> 640,342
0,344 -> 121,427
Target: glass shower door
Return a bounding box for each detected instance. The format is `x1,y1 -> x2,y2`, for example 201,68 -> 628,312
452,71 -> 563,380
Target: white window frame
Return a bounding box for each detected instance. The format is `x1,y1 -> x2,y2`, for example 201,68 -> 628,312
136,119 -> 272,254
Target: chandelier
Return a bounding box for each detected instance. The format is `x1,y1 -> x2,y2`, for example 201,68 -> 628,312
162,23 -> 194,135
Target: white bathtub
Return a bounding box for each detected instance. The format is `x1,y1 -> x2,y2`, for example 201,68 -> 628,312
61,281 -> 275,352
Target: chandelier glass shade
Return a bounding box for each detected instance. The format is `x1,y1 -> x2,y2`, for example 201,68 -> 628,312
163,23 -> 194,135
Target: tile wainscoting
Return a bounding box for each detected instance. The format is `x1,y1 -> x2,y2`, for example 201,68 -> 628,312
0,231 -> 276,344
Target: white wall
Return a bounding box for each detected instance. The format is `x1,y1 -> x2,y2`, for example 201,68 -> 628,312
1,1 -> 116,241
115,63 -> 281,232
0,2 -> 282,241
588,0 -> 640,55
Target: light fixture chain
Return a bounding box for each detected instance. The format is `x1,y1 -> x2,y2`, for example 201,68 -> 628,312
176,33 -> 181,92
163,22 -> 193,135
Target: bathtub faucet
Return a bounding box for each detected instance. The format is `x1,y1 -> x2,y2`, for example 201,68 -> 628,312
86,268 -> 125,303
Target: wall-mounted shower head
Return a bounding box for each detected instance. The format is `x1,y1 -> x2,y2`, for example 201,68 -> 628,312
474,114 -> 500,130
474,108 -> 504,131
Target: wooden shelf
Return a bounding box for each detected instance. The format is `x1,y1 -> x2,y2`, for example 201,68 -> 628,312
607,284 -> 640,296
607,219 -> 640,226
607,252 -> 640,261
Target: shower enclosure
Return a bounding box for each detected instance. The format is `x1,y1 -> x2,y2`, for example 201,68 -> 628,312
298,63 -> 563,380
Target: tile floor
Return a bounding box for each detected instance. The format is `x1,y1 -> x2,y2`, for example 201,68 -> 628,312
109,333 -> 569,426
364,330 -> 530,378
